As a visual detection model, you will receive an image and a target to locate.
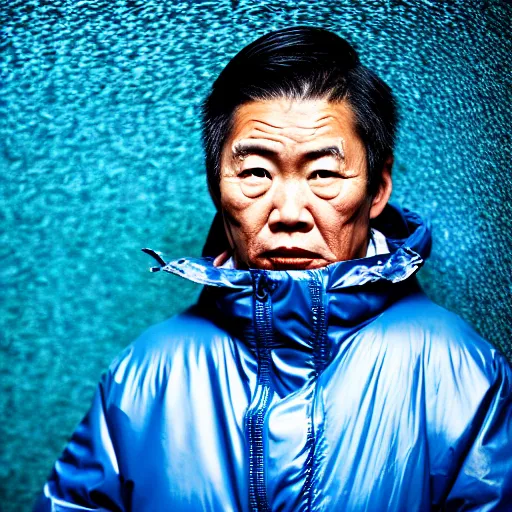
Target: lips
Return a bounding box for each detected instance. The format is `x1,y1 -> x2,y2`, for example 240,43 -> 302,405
260,247 -> 324,270
262,247 -> 322,259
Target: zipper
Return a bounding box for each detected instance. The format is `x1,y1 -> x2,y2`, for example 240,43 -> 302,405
309,277 -> 328,375
246,272 -> 274,512
304,276 -> 327,511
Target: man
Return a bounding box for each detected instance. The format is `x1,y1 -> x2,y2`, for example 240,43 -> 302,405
36,27 -> 512,511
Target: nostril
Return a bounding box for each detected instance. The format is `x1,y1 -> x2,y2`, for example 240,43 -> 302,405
270,220 -> 311,233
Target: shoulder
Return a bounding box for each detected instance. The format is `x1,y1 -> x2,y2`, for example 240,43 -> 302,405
120,305 -> 229,358
370,289 -> 511,384
102,306 -> 232,399
380,289 -> 471,336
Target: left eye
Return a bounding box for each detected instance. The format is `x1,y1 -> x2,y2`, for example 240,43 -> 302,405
309,170 -> 339,179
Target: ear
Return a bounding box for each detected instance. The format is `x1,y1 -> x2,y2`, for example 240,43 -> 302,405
369,156 -> 393,219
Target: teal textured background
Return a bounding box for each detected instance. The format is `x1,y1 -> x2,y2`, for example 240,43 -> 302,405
1,0 -> 511,507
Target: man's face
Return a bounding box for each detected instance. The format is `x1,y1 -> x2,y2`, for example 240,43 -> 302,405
219,98 -> 392,270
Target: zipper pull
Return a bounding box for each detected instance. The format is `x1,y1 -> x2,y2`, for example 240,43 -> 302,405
142,248 -> 167,272
254,273 -> 274,302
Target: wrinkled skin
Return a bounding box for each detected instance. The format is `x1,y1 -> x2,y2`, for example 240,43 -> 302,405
218,98 -> 393,270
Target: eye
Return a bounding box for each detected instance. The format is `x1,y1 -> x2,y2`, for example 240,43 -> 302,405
309,170 -> 340,180
308,169 -> 343,200
239,168 -> 272,179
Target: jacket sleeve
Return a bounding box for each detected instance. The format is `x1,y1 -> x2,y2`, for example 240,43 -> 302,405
33,373 -> 126,512
443,353 -> 512,510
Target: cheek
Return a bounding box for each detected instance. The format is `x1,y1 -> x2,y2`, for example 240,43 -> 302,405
325,142 -> 369,221
220,179 -> 268,221
219,180 -> 270,242
332,180 -> 370,218
219,179 -> 251,216
314,181 -> 371,242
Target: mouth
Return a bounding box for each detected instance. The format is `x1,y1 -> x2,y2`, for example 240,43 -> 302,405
260,247 -> 324,270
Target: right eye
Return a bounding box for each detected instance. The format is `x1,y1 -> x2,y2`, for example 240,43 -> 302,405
238,168 -> 272,179
237,168 -> 272,198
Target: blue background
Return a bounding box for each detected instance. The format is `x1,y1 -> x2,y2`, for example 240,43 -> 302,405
1,0 -> 511,507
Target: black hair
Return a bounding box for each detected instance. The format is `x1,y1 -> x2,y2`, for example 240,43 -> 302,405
202,26 -> 397,206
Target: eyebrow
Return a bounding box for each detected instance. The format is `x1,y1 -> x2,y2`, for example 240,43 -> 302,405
232,142 -> 276,160
303,146 -> 345,162
231,142 -> 345,162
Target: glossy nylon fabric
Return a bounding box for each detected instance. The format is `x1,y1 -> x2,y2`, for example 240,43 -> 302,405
35,204 -> 512,511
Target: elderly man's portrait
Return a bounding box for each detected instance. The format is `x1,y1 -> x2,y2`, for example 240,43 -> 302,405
2,2 -> 511,511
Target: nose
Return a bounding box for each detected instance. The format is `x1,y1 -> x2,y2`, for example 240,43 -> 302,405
268,179 -> 314,233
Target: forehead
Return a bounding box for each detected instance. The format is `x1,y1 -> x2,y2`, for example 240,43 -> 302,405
225,98 -> 360,150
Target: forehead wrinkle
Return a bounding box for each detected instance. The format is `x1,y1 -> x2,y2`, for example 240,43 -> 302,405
249,123 -> 337,146
250,119 -> 286,131
227,101 -> 357,163
252,114 -> 336,131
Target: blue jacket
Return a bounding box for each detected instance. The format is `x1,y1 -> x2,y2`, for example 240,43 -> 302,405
36,205 -> 512,511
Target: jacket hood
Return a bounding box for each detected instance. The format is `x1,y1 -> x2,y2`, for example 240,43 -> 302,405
143,203 -> 431,396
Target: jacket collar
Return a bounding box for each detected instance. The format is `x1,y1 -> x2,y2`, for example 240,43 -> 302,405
143,203 -> 430,291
